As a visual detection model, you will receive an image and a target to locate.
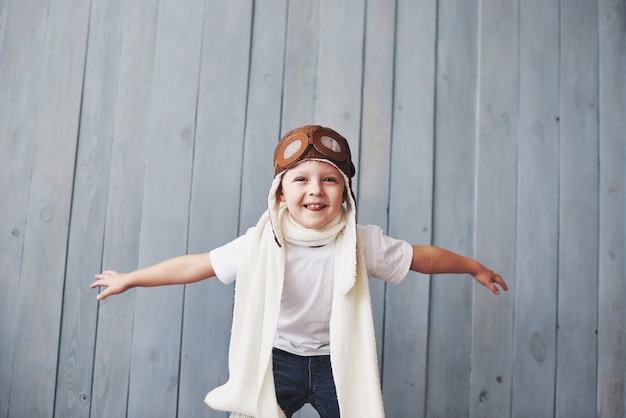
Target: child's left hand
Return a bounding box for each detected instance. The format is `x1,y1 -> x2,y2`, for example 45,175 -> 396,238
473,268 -> 508,295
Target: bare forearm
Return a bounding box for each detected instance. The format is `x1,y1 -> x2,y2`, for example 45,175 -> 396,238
91,253 -> 215,300
410,245 -> 481,275
126,254 -> 214,288
410,245 -> 508,295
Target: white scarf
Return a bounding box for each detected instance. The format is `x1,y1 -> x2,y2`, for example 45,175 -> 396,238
204,166 -> 386,417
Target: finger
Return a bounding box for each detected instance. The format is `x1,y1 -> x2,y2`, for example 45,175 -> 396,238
494,274 -> 508,291
489,282 -> 500,295
96,287 -> 112,301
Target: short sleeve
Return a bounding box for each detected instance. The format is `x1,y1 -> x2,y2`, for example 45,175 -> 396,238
209,227 -> 254,284
358,224 -> 413,284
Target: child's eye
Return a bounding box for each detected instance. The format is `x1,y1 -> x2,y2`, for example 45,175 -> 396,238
324,177 -> 338,183
294,177 -> 306,182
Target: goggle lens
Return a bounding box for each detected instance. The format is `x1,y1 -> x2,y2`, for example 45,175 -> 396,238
282,139 -> 304,160
320,136 -> 342,154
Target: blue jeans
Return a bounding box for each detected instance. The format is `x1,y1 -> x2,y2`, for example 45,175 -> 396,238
272,348 -> 340,418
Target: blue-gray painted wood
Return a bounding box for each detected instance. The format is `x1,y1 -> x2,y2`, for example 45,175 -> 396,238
597,1 -> 626,416
125,1 -> 204,417
89,2 -> 159,417
178,2 -> 252,417
358,0 -> 395,372
512,1 -> 560,416
54,1 -> 127,416
0,0 -> 6,61
382,0 -> 437,416
239,0 -> 288,231
0,0 -> 43,415
0,1 -> 624,417
314,0 -> 365,155
470,0 -> 518,417
5,1 -> 90,416
427,0 -> 479,415
281,0 -> 320,132
557,2 -> 600,417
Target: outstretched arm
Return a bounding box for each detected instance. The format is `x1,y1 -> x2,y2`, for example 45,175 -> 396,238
410,246 -> 508,295
90,253 -> 216,301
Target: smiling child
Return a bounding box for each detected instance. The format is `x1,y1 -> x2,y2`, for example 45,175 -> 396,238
91,125 -> 507,418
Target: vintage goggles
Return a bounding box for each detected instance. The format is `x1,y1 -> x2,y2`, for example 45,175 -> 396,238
273,125 -> 355,178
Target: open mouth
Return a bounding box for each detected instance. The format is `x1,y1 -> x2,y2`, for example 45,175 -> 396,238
304,204 -> 326,210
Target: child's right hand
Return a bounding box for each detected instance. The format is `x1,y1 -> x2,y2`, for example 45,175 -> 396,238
91,270 -> 130,301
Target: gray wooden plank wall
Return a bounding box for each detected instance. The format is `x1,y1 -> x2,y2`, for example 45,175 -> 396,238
0,1 -> 624,417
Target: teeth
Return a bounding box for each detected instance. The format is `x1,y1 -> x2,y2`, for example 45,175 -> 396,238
306,204 -> 325,209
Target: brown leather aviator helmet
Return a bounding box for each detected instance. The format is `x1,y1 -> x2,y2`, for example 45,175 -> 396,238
273,125 -> 356,181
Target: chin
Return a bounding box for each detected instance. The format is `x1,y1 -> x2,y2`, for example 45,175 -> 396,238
297,218 -> 328,229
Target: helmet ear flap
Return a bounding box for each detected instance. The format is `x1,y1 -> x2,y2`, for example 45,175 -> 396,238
274,181 -> 285,202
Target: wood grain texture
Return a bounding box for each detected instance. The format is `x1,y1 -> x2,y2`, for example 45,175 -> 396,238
178,2 -> 253,417
470,0 -> 518,417
512,1 -> 560,416
282,0 -> 320,132
427,0 -> 479,415
0,0 -> 44,414
383,0 -> 437,415
54,1 -> 127,416
239,0 -> 288,230
124,1 -> 204,416
89,2 -> 159,417
6,1 -> 91,415
557,1 -> 600,417
597,1 -> 626,416
358,0 -> 395,369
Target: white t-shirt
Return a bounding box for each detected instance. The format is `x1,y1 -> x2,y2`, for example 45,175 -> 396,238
210,224 -> 413,356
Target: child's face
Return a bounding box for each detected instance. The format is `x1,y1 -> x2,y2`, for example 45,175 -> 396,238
279,160 -> 346,229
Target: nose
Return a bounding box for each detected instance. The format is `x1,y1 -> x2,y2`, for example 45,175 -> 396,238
307,179 -> 324,195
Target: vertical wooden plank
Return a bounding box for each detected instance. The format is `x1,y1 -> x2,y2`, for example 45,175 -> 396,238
383,0 -> 437,415
597,1 -> 626,416
358,0 -> 395,370
239,0 -> 288,230
281,0 -> 320,131
90,2 -> 159,417
7,1 -> 90,416
0,0 -> 6,57
557,1 -> 599,417
427,0 -> 479,415
512,1 -> 560,416
178,2 -> 253,417
125,1 -> 203,416
470,1 -> 517,417
54,1 -> 126,416
315,0 -> 365,177
0,0 -> 44,415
